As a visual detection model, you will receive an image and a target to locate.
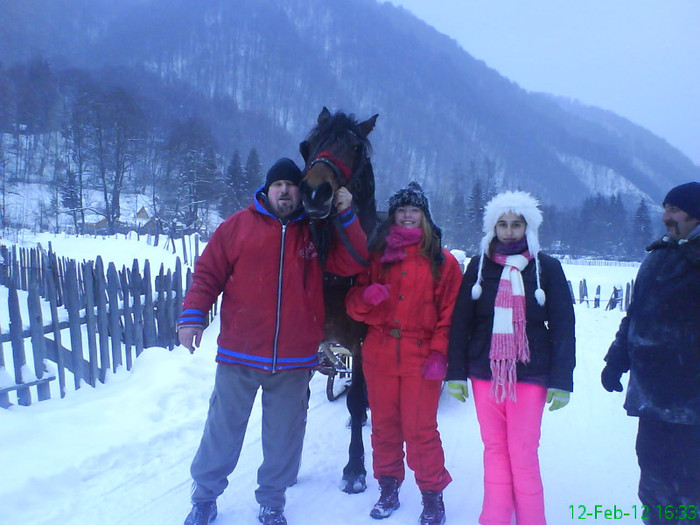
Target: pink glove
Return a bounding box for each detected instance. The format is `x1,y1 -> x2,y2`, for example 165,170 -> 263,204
362,283 -> 390,306
422,352 -> 447,380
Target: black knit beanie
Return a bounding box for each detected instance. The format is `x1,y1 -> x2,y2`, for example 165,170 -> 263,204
663,182 -> 700,220
388,182 -> 432,219
264,158 -> 303,192
387,182 -> 443,261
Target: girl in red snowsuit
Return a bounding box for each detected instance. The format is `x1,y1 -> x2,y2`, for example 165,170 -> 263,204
346,182 -> 462,525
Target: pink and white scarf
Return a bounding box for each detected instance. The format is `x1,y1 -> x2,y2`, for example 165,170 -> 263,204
489,251 -> 533,402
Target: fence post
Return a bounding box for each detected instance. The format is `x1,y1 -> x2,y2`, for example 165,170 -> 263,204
27,280 -> 51,401
48,249 -> 65,307
83,261 -> 99,387
594,285 -> 601,308
142,260 -> 157,348
107,263 -> 123,372
165,269 -> 176,349
0,322 -> 10,408
174,257 -> 183,328
8,284 -> 32,406
119,267 -> 133,370
194,233 -> 200,264
566,280 -> 575,305
64,260 -> 84,390
156,264 -> 167,347
94,257 -> 111,383
0,244 -> 9,286
131,260 -> 144,357
181,236 -> 188,266
19,246 -> 28,291
10,245 -> 19,290
629,278 -> 634,305
44,251 -> 66,398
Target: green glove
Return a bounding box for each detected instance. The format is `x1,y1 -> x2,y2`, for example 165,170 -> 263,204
447,380 -> 469,403
546,388 -> 570,411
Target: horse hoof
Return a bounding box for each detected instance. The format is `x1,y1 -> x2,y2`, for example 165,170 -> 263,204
340,474 -> 367,494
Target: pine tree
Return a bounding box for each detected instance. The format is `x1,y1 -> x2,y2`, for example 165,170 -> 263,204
61,168 -> 81,232
606,193 -> 627,257
220,150 -> 242,218
466,174 -> 484,253
243,148 -> 262,200
629,198 -> 652,259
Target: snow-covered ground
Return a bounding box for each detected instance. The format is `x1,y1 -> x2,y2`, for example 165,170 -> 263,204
0,233 -> 643,524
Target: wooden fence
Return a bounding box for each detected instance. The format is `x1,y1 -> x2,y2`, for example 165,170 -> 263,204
0,243 -> 196,408
568,278 -> 634,311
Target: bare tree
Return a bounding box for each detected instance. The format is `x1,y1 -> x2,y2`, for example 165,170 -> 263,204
90,86 -> 145,233
165,117 -> 221,234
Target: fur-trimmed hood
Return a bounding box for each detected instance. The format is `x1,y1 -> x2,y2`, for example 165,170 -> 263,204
473,191 -> 546,305
479,191 -> 543,255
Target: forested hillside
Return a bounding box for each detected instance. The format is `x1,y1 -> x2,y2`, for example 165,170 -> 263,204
0,0 -> 694,255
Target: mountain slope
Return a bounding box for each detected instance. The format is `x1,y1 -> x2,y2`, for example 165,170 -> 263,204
1,0 -> 697,210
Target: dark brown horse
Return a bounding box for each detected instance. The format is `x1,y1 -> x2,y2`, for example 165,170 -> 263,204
300,107 -> 378,493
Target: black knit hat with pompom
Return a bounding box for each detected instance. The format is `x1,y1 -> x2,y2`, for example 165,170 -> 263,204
387,182 -> 443,263
388,181 -> 431,218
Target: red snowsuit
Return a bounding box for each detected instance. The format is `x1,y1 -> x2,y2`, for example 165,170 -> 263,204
345,244 -> 462,491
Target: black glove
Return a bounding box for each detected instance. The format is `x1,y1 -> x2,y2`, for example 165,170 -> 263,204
601,364 -> 623,392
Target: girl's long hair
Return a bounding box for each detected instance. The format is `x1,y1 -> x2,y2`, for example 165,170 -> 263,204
369,210 -> 443,280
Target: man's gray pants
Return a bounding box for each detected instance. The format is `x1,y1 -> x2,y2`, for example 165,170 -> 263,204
190,364 -> 310,509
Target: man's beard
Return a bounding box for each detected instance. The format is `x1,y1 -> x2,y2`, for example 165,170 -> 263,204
274,195 -> 295,216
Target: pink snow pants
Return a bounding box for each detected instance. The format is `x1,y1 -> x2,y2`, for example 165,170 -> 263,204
471,378 -> 547,525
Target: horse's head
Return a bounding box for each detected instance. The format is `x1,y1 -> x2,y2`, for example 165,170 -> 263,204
299,107 -> 378,220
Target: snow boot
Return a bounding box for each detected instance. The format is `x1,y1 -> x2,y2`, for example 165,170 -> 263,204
419,491 -> 446,525
370,476 -> 401,519
183,501 -> 217,525
258,505 -> 287,525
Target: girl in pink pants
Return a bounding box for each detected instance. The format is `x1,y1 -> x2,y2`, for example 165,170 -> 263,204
446,191 -> 576,525
472,379 -> 547,524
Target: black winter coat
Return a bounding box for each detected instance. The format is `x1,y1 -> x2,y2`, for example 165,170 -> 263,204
604,234 -> 700,425
447,252 -> 576,392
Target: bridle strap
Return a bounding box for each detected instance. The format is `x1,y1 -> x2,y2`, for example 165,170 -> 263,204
304,129 -> 369,189
313,151 -> 352,179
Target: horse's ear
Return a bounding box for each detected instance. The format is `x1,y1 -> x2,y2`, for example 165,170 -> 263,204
358,114 -> 378,137
318,107 -> 332,125
299,140 -> 311,162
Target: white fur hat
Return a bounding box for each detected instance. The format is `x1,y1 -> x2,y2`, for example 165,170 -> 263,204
472,191 -> 546,306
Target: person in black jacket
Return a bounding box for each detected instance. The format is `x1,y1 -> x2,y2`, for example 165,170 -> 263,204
602,182 -> 700,525
447,190 -> 576,525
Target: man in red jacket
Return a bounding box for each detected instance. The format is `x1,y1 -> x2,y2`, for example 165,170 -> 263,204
178,158 -> 368,525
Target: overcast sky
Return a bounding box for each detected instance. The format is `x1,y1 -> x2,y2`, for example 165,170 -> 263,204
388,0 -> 700,166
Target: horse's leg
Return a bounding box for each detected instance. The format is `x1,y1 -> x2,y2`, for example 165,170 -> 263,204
341,347 -> 368,493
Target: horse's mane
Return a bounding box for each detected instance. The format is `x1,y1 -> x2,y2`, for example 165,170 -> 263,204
305,112 -> 374,157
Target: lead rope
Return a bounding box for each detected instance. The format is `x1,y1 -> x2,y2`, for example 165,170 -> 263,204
331,214 -> 370,267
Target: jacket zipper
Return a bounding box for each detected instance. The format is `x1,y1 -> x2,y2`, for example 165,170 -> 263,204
271,222 -> 287,373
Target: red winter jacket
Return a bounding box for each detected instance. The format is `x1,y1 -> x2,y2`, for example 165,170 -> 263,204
345,244 -> 463,375
178,195 -> 368,372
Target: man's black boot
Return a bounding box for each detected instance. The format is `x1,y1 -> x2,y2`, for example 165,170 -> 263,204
184,501 -> 217,525
258,505 -> 287,525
